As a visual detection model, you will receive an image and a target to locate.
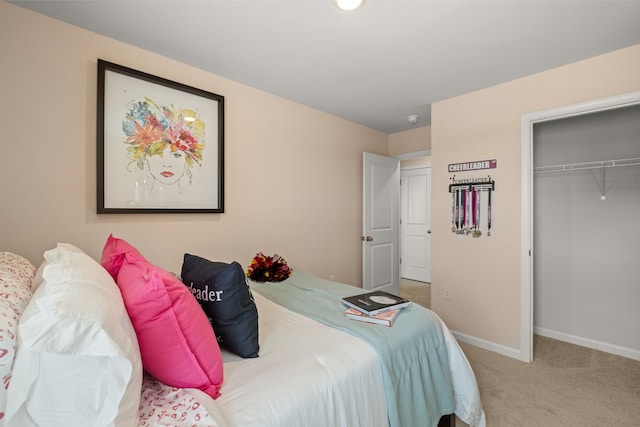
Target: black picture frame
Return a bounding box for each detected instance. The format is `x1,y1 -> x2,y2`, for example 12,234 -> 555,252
97,59 -> 224,213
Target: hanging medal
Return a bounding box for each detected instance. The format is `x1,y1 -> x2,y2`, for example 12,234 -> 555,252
473,188 -> 482,238
451,190 -> 457,233
457,188 -> 463,233
487,187 -> 492,237
461,189 -> 467,234
470,187 -> 476,235
465,188 -> 471,234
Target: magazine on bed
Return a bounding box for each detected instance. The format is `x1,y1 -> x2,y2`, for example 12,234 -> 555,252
344,307 -> 400,327
342,290 -> 411,316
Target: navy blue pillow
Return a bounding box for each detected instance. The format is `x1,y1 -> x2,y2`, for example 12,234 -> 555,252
181,254 -> 259,358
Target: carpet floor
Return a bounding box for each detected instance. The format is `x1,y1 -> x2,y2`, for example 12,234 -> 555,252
399,279 -> 640,427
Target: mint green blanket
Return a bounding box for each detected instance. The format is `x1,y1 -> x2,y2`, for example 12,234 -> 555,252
250,271 -> 455,427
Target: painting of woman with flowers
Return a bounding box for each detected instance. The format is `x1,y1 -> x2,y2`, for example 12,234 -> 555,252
98,60 -> 224,213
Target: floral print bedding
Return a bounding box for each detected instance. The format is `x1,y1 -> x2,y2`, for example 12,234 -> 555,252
0,252 -> 35,422
138,373 -> 214,426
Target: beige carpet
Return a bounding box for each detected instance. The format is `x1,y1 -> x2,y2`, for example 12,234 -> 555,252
399,278 -> 431,308
399,279 -> 640,427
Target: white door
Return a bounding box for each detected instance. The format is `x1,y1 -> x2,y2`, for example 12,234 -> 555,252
362,152 -> 400,295
400,167 -> 432,282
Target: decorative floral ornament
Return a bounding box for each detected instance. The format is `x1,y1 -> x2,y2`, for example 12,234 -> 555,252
246,253 -> 292,283
122,97 -> 205,170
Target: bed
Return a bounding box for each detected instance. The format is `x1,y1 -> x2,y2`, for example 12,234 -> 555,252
0,239 -> 485,427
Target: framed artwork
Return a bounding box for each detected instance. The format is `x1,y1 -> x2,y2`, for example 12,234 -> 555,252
97,59 -> 224,213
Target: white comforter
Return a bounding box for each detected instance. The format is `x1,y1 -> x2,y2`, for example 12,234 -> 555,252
188,292 -> 389,427
183,292 -> 486,427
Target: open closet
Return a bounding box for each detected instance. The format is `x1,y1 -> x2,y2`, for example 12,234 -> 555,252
532,104 -> 640,359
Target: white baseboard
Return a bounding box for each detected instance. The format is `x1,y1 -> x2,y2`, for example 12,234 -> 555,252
451,328 -> 640,363
534,327 -> 640,361
450,330 -> 527,362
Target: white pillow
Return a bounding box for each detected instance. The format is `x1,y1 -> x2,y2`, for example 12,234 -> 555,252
5,243 -> 143,427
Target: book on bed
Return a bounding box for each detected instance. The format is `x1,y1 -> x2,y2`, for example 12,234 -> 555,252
345,307 -> 400,327
342,290 -> 410,316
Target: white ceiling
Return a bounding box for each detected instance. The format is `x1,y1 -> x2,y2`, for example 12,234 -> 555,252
11,0 -> 640,134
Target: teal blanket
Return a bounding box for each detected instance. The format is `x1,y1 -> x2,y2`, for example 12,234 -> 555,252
250,272 -> 455,427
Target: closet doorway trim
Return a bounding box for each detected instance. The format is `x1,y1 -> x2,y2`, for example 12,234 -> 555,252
520,90 -> 640,363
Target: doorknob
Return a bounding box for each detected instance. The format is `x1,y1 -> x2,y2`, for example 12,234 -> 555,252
361,236 -> 373,241
427,229 -> 431,234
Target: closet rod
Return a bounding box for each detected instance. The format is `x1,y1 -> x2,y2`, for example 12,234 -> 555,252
534,157 -> 640,174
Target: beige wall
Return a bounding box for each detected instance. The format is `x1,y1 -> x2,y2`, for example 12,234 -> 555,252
0,2 -> 388,285
388,126 -> 430,156
431,44 -> 640,353
4,1 -> 639,358
400,156 -> 431,169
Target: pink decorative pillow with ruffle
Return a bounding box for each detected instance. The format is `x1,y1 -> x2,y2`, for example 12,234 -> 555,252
101,235 -> 224,399
100,233 -> 146,279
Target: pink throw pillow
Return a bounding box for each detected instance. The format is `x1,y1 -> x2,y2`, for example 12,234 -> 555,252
102,236 -> 223,399
100,233 -> 146,279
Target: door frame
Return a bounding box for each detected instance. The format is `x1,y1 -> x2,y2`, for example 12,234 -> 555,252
395,150 -> 431,161
520,91 -> 640,362
396,151 -> 432,283
362,150 -> 430,292
400,164 -> 432,282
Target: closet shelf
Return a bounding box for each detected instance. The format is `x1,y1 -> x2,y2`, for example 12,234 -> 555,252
534,157 -> 640,174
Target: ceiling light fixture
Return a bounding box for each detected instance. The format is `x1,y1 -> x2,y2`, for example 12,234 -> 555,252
333,0 -> 366,11
407,115 -> 419,124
